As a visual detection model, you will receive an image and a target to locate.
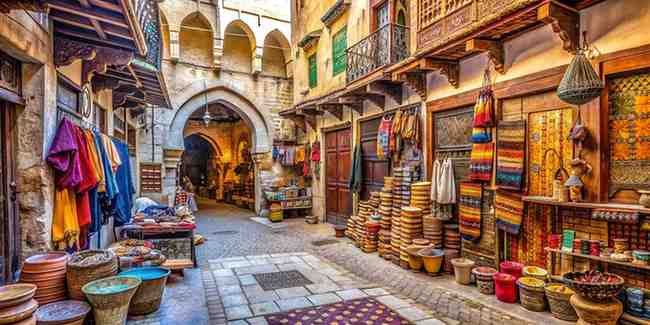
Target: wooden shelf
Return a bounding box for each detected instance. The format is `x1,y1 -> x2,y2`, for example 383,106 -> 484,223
622,312 -> 650,325
523,196 -> 650,214
545,247 -> 650,271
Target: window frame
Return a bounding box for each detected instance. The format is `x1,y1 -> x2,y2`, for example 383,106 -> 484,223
308,53 -> 318,88
332,26 -> 347,77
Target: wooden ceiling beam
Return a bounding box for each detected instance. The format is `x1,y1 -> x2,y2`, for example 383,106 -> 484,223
51,14 -> 132,40
466,39 -> 505,74
367,81 -> 403,105
88,0 -> 122,12
54,27 -> 134,51
127,64 -> 143,88
48,0 -> 129,28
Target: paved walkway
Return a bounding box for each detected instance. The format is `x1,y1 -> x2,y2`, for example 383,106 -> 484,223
128,200 -> 571,325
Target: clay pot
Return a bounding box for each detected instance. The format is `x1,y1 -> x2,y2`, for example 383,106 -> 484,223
334,225 -> 346,238
639,190 -> 650,208
0,284 -> 37,309
405,246 -> 424,271
0,298 -> 37,325
417,247 -> 444,275
21,253 -> 68,274
451,258 -> 475,285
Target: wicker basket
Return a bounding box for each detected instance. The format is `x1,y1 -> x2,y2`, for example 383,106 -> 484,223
67,250 -> 119,300
517,277 -> 547,312
545,284 -> 578,321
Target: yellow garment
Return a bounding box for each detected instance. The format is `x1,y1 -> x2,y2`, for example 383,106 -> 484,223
296,147 -> 305,163
84,130 -> 106,192
52,188 -> 79,249
102,134 -> 122,172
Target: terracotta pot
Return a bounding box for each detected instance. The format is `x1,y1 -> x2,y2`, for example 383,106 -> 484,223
334,225 -> 346,238
639,190 -> 650,208
0,284 -> 37,309
418,248 -> 444,275
451,258 -> 475,285
405,246 -> 424,271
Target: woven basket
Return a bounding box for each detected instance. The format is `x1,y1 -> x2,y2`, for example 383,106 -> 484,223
67,250 -> 119,300
557,50 -> 604,106
517,278 -> 547,312
545,285 -> 578,321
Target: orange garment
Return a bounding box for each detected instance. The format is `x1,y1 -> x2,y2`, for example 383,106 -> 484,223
102,134 -> 121,172
84,130 -> 105,192
73,126 -> 98,230
52,188 -> 79,249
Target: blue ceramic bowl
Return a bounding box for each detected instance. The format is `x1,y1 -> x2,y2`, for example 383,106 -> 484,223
119,267 -> 170,282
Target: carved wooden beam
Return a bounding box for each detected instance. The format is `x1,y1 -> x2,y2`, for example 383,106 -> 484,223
433,61 -> 459,88
54,38 -> 96,67
367,81 -> 403,105
82,45 -> 133,84
537,2 -> 579,54
91,74 -> 122,92
302,114 -> 317,130
466,39 -> 505,74
286,114 -> 306,133
0,0 -> 45,13
404,72 -> 427,100
319,104 -> 343,121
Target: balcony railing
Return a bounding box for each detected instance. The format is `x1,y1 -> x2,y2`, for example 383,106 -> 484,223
346,23 -> 410,84
134,0 -> 162,70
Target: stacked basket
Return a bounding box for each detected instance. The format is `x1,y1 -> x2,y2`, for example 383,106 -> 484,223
400,207 -> 423,269
378,184 -> 393,258
67,250 -> 119,301
410,182 -> 432,215
423,215 -> 443,248
345,216 -> 357,241
443,224 -> 461,272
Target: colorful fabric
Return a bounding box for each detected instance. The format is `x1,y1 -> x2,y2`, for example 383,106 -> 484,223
459,182 -> 482,241
496,120 -> 526,191
47,118 -> 82,189
471,127 -> 492,143
495,190 -> 524,235
111,139 -> 135,227
473,89 -> 495,127
265,298 -> 410,325
436,158 -> 456,204
469,142 -> 494,181
52,188 -> 79,249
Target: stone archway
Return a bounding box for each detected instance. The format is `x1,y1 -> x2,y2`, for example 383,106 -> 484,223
165,81 -> 271,212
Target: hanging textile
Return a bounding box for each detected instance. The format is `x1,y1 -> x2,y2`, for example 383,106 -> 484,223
437,158 -> 456,204
52,188 -> 80,249
430,159 -> 441,202
459,182 -> 482,241
469,142 -> 494,181
311,141 -> 320,161
111,139 -> 135,227
377,116 -> 392,159
473,69 -> 495,127
496,120 -> 526,191
296,146 -> 306,163
349,145 -> 362,193
47,118 -> 82,189
470,127 -> 492,143
495,190 -> 524,235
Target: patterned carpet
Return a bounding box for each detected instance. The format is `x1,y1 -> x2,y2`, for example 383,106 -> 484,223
265,297 -> 411,325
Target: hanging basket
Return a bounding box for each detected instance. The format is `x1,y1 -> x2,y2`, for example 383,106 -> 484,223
557,50 -> 603,106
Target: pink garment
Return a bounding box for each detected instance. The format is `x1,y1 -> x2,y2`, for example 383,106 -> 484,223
47,118 -> 82,189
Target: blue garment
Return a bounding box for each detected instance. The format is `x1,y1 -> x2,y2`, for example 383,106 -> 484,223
111,139 -> 135,226
94,131 -> 118,199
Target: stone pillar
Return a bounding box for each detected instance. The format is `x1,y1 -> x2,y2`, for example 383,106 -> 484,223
253,46 -> 263,75
169,28 -> 180,62
213,37 -> 223,69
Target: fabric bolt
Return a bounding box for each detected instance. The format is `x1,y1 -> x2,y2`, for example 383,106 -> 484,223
437,158 -> 456,204
94,130 -> 118,199
469,142 -> 494,181
459,182 -> 483,241
296,146 -> 306,162
496,120 -> 526,191
495,190 -> 525,235
73,126 -> 98,228
47,118 -> 82,189
349,144 -> 362,193
473,89 -> 495,127
111,139 -> 135,227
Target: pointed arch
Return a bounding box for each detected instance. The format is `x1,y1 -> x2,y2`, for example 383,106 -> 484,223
222,20 -> 256,73
179,11 -> 214,67
262,29 -> 290,77
159,11 -> 170,59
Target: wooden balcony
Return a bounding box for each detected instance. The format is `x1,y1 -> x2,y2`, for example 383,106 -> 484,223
346,23 -> 410,84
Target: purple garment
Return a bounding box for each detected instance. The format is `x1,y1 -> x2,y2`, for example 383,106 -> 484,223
47,118 -> 82,189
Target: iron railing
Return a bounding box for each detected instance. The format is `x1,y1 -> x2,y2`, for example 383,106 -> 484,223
346,24 -> 410,83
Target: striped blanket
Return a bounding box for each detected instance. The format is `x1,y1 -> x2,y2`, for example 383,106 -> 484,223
495,190 -> 525,235
496,120 -> 526,191
459,182 -> 482,242
469,142 -> 494,182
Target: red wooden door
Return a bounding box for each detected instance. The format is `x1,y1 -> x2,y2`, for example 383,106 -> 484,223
360,117 -> 391,200
325,127 -> 352,225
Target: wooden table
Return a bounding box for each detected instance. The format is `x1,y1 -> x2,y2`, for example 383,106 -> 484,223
123,225 -> 197,268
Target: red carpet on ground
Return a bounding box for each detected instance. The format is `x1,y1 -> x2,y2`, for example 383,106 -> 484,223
265,297 -> 411,325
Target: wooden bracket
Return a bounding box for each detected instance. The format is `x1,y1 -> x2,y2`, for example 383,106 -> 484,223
367,81 -> 403,105
303,114 -> 317,130
54,37 -> 96,67
287,114 -> 306,133
82,45 -> 133,84
404,72 -> 427,100
319,104 -> 344,121
91,74 -> 123,92
466,39 -> 505,74
537,2 -> 579,54
433,61 -> 460,88
338,98 -> 364,115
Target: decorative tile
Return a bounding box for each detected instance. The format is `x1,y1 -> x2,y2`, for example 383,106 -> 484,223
222,294 -> 248,308
307,293 -> 342,305
225,306 -> 252,320
363,287 -> 390,296
335,289 -> 368,300
275,287 -> 310,299
250,302 -> 280,316
275,297 -> 313,311
253,271 -> 314,291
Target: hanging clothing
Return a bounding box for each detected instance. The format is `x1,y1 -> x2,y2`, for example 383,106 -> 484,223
102,134 -> 122,172
310,141 -> 320,162
469,142 -> 494,182
296,146 -> 306,163
437,159 -> 456,204
430,159 -> 441,202
47,118 -> 82,189
376,116 -> 392,159
52,188 -> 79,249
111,139 -> 135,227
272,146 -> 279,161
495,190 -> 524,235
349,145 -> 362,193
95,130 -> 118,199
84,130 -> 105,191
72,126 -> 98,231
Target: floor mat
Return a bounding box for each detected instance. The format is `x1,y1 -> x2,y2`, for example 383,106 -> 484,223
265,297 -> 411,325
253,270 -> 314,290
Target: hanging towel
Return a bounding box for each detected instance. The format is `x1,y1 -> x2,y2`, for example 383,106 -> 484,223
111,139 -> 135,227
496,120 -> 526,191
437,158 -> 456,204
430,159 -> 441,202
84,130 -> 105,191
469,142 -> 494,182
459,182 -> 483,242
495,190 -> 525,235
349,145 -> 362,193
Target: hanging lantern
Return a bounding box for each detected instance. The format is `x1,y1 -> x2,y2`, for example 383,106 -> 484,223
202,108 -> 212,127
557,33 -> 604,106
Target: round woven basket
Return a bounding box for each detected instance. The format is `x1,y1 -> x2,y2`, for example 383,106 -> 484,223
67,250 -> 118,301
545,284 -> 578,321
517,278 -> 547,312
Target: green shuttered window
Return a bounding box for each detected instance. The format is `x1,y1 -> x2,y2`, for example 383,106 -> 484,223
332,26 -> 347,76
308,54 -> 317,88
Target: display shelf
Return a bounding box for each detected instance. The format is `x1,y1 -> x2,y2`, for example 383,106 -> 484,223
545,247 -> 650,271
523,196 -> 650,214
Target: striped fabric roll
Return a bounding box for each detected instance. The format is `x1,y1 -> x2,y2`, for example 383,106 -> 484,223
469,142 -> 494,182
496,120 -> 526,191
459,182 -> 482,242
495,190 -> 525,235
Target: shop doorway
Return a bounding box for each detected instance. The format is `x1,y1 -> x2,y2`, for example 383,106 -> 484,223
0,102 -> 18,284
359,116 -> 391,200
325,127 -> 352,225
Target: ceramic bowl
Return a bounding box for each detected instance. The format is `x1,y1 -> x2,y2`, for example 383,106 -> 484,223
562,271 -> 624,301
22,252 -> 68,274
0,299 -> 37,325
0,284 -> 37,309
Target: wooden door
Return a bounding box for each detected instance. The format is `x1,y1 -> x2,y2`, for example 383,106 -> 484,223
0,102 -> 18,284
360,117 -> 391,200
325,127 -> 352,225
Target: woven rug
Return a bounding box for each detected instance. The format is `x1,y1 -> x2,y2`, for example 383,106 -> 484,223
496,120 -> 526,191
469,142 -> 494,181
495,190 -> 524,235
265,297 -> 411,325
459,182 -> 482,242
